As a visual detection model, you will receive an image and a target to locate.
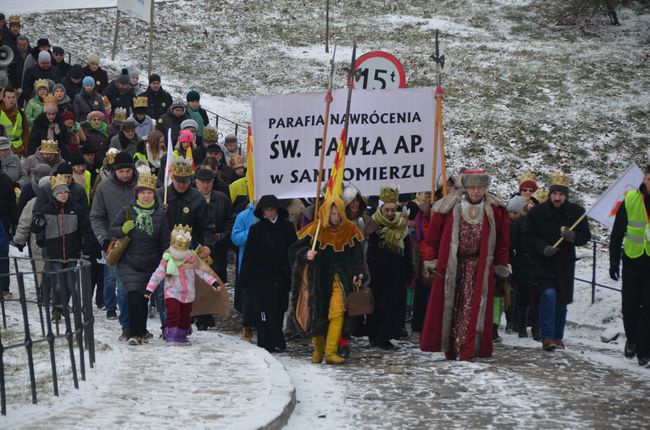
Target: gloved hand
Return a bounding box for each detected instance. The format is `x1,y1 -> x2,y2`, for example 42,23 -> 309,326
494,265 -> 510,278
10,241 -> 25,252
543,245 -> 559,257
609,265 -> 619,281
143,291 -> 152,300
121,220 -> 135,235
31,216 -> 46,231
211,282 -> 222,292
560,226 -> 575,242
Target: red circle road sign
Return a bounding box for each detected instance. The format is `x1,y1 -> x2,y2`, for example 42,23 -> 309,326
353,51 -> 407,90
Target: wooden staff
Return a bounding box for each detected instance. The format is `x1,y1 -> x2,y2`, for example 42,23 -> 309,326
552,212 -> 587,248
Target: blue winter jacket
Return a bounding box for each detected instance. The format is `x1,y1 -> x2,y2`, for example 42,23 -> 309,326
230,203 -> 258,273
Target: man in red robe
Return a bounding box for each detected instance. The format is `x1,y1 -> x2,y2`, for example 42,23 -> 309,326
420,170 -> 510,360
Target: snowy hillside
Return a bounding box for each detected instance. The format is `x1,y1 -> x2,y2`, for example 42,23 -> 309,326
17,0 -> 650,201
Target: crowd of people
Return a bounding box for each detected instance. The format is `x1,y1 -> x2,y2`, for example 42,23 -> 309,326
0,13 -> 648,366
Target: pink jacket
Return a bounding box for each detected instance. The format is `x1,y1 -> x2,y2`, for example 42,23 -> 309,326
146,254 -> 218,304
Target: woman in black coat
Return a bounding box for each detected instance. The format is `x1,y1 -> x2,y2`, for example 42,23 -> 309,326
28,111 -> 70,157
239,195 -> 297,353
110,173 -> 169,344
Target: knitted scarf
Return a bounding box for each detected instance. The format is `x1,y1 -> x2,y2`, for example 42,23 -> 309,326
134,199 -> 154,236
163,252 -> 187,276
87,120 -> 108,137
372,209 -> 409,256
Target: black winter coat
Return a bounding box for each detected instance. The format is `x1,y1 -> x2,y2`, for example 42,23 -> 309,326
82,65 -> 109,94
239,216 -> 297,313
0,173 -> 18,235
155,111 -> 191,147
22,65 -> 59,102
81,122 -> 110,163
510,215 -> 535,285
28,113 -> 70,157
523,199 -> 591,304
102,80 -> 135,114
156,185 -> 215,248
143,86 -> 173,121
110,201 -> 170,292
73,91 -> 104,123
205,190 -> 232,281
58,75 -> 82,100
34,197 -> 91,260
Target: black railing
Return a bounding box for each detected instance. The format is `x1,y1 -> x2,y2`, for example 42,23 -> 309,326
0,257 -> 94,416
65,52 -> 249,140
574,238 -> 621,304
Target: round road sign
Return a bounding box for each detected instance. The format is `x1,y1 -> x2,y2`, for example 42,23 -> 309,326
353,51 -> 406,90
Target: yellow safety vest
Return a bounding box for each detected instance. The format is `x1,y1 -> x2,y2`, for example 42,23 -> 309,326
623,190 -> 650,258
0,110 -> 24,148
84,170 -> 92,204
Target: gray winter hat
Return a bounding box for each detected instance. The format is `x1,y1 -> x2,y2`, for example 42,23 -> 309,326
507,195 -> 527,214
38,51 -> 51,63
181,119 -> 198,130
0,136 -> 10,151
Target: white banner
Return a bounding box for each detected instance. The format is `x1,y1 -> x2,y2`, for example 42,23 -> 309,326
251,87 -> 440,199
587,163 -> 644,228
117,0 -> 152,23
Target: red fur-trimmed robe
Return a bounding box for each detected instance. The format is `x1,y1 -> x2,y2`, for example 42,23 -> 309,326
419,192 -> 509,360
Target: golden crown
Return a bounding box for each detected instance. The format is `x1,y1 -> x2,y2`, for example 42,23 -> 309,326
379,184 -> 399,204
170,224 -> 192,251
9,15 -> 20,25
532,188 -> 549,203
105,148 -> 119,165
43,94 -> 57,108
133,96 -> 148,109
49,174 -> 68,190
518,171 -> 536,185
173,158 -> 193,177
113,107 -> 127,122
39,139 -> 59,154
136,173 -> 157,190
33,79 -> 49,91
549,172 -> 570,188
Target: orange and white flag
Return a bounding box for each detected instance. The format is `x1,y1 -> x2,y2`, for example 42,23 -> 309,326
587,163 -> 644,228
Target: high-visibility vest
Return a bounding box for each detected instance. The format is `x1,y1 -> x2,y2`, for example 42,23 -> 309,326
623,190 -> 650,258
83,170 -> 92,204
0,110 -> 24,149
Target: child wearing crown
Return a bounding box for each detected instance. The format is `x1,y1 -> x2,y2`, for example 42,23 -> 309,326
144,224 -> 223,346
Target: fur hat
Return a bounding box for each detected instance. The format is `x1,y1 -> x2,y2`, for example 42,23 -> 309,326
87,53 -> 100,65
461,169 -> 491,188
254,195 -> 287,219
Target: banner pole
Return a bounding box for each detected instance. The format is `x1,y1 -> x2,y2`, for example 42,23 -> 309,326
147,0 -> 154,77
111,9 -> 121,61
438,88 -> 448,197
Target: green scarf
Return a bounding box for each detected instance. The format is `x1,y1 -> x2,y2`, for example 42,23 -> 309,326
163,252 -> 187,276
70,121 -> 81,133
133,200 -> 155,236
372,209 -> 409,256
86,120 -> 108,137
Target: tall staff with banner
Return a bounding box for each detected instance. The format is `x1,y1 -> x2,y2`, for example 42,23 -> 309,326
430,30 -> 448,201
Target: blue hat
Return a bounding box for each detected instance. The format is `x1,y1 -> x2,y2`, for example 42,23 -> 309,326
82,76 -> 95,87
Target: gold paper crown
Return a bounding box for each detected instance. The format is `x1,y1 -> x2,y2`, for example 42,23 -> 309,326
49,174 -> 68,190
105,148 -> 120,165
379,185 -> 399,204
113,107 -> 127,122
136,173 -> 157,190
33,79 -> 49,91
173,158 -> 193,177
39,139 -> 59,154
203,126 -> 217,142
9,15 -> 20,25
549,172 -> 570,188
531,188 -> 548,204
43,94 -> 57,109
133,96 -> 148,109
518,171 -> 537,185
170,224 -> 192,251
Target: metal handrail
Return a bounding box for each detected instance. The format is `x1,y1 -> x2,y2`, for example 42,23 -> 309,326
574,238 -> 621,304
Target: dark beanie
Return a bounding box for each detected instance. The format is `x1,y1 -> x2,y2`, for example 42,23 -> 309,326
117,68 -> 130,85
55,162 -> 73,175
70,64 -> 84,79
113,152 -> 134,171
549,184 -> 569,197
69,152 -> 85,167
148,73 -> 161,83
81,142 -> 98,154
186,90 -> 200,102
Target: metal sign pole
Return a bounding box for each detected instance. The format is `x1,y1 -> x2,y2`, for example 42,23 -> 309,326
147,0 -> 154,77
111,9 -> 121,60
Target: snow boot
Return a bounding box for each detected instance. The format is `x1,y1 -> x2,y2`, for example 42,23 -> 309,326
176,328 -> 192,346
311,336 -> 325,363
517,306 -> 528,338
165,327 -> 178,346
325,317 -> 346,364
